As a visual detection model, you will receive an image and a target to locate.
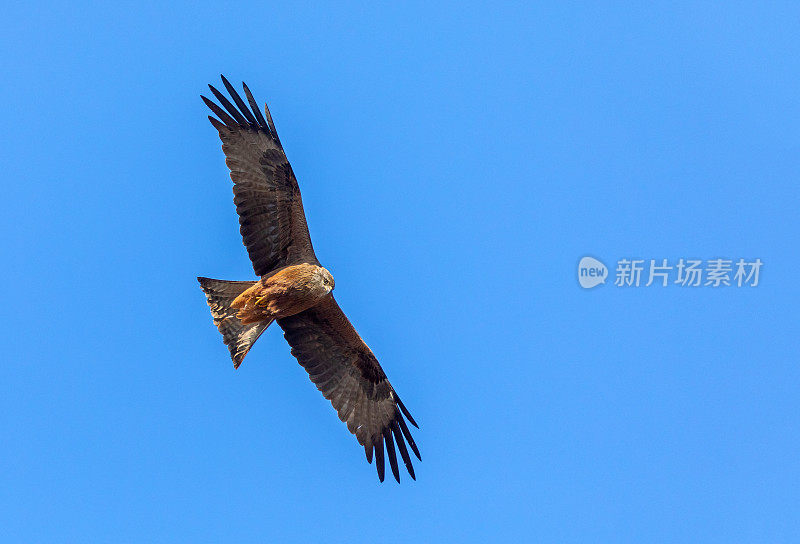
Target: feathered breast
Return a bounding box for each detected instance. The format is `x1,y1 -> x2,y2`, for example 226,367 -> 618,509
233,263 -> 327,323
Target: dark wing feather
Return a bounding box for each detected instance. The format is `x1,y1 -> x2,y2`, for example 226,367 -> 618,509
277,295 -> 420,483
203,76 -> 317,275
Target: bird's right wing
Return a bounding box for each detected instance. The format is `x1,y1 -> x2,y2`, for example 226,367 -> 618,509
202,75 -> 318,276
277,295 -> 421,483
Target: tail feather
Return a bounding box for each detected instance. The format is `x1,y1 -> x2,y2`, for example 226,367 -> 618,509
197,277 -> 272,368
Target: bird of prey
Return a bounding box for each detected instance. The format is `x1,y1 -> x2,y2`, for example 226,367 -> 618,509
197,76 -> 420,483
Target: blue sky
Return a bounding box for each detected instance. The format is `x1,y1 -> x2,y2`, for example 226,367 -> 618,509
2,2 -> 799,542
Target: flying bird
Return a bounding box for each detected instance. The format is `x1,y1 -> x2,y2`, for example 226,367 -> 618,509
197,76 -> 420,483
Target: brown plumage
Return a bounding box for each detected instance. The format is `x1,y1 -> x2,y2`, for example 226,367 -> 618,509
232,263 -> 334,324
197,76 -> 419,483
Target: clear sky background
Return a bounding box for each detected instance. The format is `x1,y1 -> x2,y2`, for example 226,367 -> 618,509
2,2 -> 799,542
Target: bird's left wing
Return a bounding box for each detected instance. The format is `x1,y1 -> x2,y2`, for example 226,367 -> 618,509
202,75 -> 318,276
277,295 -> 421,483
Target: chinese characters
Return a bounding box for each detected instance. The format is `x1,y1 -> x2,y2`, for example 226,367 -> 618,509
613,258 -> 761,287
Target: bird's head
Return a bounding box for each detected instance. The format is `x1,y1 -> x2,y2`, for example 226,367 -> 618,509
318,267 -> 335,293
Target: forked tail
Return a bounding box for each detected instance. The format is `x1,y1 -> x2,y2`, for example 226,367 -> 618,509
197,277 -> 273,368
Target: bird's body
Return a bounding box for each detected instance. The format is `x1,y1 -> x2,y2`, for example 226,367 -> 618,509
197,76 -> 419,483
232,263 -> 334,324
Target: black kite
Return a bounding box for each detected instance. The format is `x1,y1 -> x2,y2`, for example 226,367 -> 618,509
197,76 -> 419,483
